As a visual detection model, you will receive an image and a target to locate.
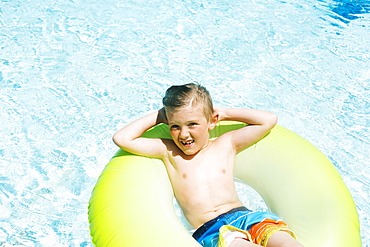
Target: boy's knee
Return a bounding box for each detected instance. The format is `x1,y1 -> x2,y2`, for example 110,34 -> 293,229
229,238 -> 260,247
267,231 -> 304,247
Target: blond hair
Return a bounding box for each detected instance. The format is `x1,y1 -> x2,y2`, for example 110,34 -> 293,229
162,83 -> 213,121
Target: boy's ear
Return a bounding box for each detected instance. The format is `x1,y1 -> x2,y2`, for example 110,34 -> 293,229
208,113 -> 219,130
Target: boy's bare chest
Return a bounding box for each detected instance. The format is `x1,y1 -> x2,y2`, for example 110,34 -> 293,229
162,139 -> 236,189
163,146 -> 240,225
166,148 -> 234,183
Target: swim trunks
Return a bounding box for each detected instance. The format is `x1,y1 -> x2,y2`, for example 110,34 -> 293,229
192,206 -> 295,247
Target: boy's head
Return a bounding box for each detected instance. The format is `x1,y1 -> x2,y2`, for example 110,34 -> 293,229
162,83 -> 214,121
162,83 -> 216,155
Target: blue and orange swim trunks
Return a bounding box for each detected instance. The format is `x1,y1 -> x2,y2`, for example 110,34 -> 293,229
192,206 -> 296,247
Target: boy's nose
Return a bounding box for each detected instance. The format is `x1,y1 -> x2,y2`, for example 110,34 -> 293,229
179,128 -> 190,139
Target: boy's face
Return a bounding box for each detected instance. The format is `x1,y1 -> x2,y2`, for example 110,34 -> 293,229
166,105 -> 216,156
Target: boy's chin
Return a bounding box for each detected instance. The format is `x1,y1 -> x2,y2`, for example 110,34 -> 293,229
181,148 -> 199,156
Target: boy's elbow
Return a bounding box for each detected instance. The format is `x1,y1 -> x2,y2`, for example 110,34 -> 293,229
112,132 -> 128,149
112,133 -> 118,145
112,133 -> 121,147
268,113 -> 278,128
272,113 -> 278,124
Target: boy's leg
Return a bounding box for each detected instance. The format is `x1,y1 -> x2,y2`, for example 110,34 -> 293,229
229,238 -> 261,247
266,231 -> 303,247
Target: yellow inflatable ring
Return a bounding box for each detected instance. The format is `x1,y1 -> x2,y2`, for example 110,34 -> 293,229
88,122 -> 361,247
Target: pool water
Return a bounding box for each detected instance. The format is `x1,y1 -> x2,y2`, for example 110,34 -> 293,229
0,0 -> 369,246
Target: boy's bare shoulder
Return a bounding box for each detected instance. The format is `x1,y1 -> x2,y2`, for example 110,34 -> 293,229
161,138 -> 176,148
212,130 -> 235,146
160,138 -> 185,156
212,125 -> 255,153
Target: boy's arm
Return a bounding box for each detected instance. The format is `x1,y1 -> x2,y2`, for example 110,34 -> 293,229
112,108 -> 168,158
214,107 -> 278,153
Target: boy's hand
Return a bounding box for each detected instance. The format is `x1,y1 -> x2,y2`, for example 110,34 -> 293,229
156,108 -> 168,125
213,107 -> 223,122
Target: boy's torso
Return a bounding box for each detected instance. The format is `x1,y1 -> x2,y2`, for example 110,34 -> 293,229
161,138 -> 244,229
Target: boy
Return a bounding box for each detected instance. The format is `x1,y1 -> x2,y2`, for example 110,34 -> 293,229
113,83 -> 303,247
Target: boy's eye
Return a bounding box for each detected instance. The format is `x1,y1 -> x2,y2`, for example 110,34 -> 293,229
188,123 -> 197,127
170,125 -> 180,129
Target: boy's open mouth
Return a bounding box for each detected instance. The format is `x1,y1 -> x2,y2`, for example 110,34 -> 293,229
181,140 -> 194,146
